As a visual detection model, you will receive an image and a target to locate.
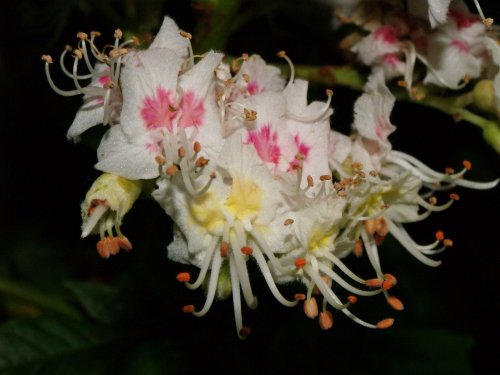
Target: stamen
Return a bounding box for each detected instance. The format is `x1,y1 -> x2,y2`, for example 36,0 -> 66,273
348,296 -> 357,304
449,193 -> 460,201
277,50 -> 295,86
176,272 -> 191,282
114,29 -> 123,39
241,246 -> 253,255
295,258 -> 307,268
376,318 -> 394,329
387,296 -> 404,311
304,297 -> 319,318
192,250 -> 223,317
319,311 -> 334,330
166,165 -> 179,176
220,241 -> 230,257
182,305 -> 195,313
463,160 -> 472,171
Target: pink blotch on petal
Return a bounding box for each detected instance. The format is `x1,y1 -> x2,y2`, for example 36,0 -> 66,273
373,25 -> 399,44
98,75 -> 111,86
246,124 -> 281,165
140,87 -> 177,131
450,39 -> 470,53
383,53 -> 401,68
247,80 -> 260,96
178,90 -> 205,128
146,142 -> 161,154
289,134 -> 310,171
448,10 -> 478,29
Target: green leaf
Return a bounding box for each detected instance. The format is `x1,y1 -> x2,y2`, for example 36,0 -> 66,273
65,282 -> 125,325
0,316 -> 124,374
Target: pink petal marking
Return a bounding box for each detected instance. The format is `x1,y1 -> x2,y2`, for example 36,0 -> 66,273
178,90 -> 205,128
140,87 -> 177,131
145,142 -> 161,154
450,39 -> 470,53
247,80 -> 260,96
98,75 -> 111,86
245,124 -> 281,165
288,134 -> 310,171
448,10 -> 478,30
382,53 -> 402,68
373,25 -> 399,44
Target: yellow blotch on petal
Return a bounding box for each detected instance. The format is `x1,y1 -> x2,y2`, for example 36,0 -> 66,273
224,176 -> 263,221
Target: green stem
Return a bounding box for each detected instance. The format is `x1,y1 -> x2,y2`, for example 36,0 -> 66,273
0,277 -> 83,320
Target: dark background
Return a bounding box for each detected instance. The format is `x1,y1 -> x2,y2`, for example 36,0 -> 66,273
1,0 -> 499,374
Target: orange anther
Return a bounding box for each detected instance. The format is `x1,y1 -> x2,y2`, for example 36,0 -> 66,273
307,175 -> 314,187
115,236 -> 133,251
182,304 -> 195,313
239,326 -> 251,337
155,155 -> 166,165
284,218 -> 294,226
365,278 -> 383,288
96,239 -> 110,259
449,193 -> 460,201
166,165 -> 178,176
220,241 -> 230,257
384,273 -> 397,286
435,231 -> 445,241
397,80 -> 408,87
193,142 -> 201,153
319,311 -> 334,330
354,240 -> 363,258
382,280 -> 393,291
320,175 -> 332,181
277,50 -> 286,57
443,239 -> 453,247
294,293 -> 306,301
376,318 -> 394,329
463,160 -> 472,171
241,246 -> 253,255
364,219 -> 377,236
445,167 -> 455,175
303,297 -> 318,319
178,147 -> 185,158
179,31 -> 192,39
347,295 -> 357,304
176,272 -> 191,283
294,258 -> 307,268
387,296 -> 404,311
195,156 -> 209,167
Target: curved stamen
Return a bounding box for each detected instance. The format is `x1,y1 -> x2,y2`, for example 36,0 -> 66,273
59,47 -> 93,80
277,50 -> 295,87
361,230 -> 384,278
42,57 -> 81,96
385,218 -> 442,267
186,238 -> 218,290
322,252 -> 368,284
192,250 -> 223,317
232,222 -> 258,309
317,262 -> 383,296
229,254 -> 246,340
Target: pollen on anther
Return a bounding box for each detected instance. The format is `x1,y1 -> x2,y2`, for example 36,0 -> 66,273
365,278 -> 383,288
176,272 -> 191,283
114,29 -> 123,39
239,326 -> 251,337
73,49 -> 83,59
306,175 -> 314,187
90,31 -> 101,37
76,32 -> 88,40
320,175 -> 332,181
435,231 -> 445,241
449,193 -> 460,201
295,258 -> 307,268
387,296 -> 404,311
463,160 -> 472,171
241,246 -> 253,255
41,55 -> 53,64
483,18 -> 494,28
155,155 -> 166,165
295,153 -> 305,161
348,295 -> 357,304
429,196 -> 437,205
319,311 -> 333,330
294,293 -> 306,301
193,141 -> 201,153
284,218 -> 294,226
242,73 -> 250,82
179,31 -> 192,39
443,239 -> 453,247
376,318 -> 394,329
354,240 -> 363,258
303,297 -> 318,318
326,89 -> 333,97
182,305 -> 195,313
220,241 -> 230,257
178,147 -> 186,158
196,156 -> 209,167
277,50 -> 287,58
166,165 -> 179,176
384,273 -> 397,286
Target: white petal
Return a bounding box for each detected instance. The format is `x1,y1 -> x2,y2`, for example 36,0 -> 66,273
149,16 -> 190,58
96,126 -> 160,179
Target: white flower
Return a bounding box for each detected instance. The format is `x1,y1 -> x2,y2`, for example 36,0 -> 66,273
154,135 -> 298,339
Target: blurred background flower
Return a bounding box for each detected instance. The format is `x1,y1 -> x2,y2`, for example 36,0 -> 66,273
0,0 -> 499,373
